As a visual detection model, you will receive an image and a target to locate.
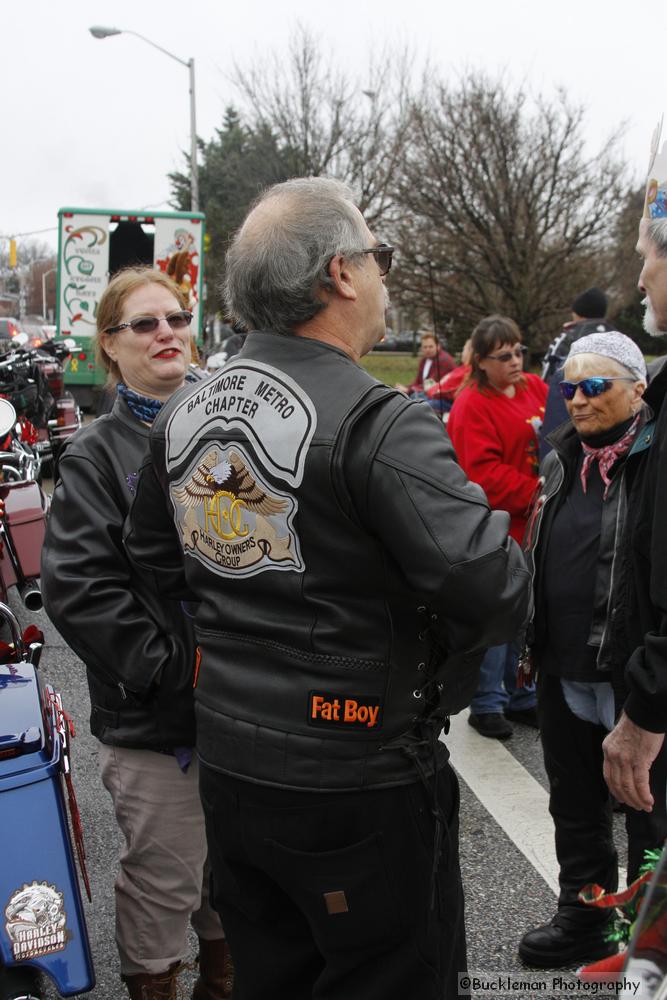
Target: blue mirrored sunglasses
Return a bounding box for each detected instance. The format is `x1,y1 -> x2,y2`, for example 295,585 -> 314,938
559,376 -> 636,400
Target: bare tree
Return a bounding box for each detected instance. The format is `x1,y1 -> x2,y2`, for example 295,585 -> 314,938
232,26 -> 413,229
392,75 -> 628,349
605,184 -> 644,308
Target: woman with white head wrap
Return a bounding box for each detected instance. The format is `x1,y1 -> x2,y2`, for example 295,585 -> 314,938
519,332 -> 666,971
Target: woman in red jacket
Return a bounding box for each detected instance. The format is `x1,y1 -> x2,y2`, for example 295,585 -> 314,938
447,315 -> 547,739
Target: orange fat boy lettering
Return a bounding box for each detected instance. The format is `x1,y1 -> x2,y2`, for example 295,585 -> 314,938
308,691 -> 382,729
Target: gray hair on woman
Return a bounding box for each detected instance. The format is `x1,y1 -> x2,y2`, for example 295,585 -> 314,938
223,177 -> 369,335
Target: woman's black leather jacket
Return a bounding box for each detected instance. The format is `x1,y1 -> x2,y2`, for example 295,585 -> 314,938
523,410 -> 649,676
41,396 -> 197,750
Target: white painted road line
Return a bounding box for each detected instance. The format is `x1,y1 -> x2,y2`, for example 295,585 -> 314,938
446,709 -> 560,895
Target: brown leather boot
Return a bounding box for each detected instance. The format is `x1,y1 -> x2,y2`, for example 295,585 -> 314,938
122,960 -> 181,999
192,938 -> 234,999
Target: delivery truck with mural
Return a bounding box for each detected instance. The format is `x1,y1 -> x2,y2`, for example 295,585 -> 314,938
56,207 -> 206,409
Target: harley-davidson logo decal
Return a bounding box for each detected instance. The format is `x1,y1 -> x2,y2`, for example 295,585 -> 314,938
171,441 -> 303,578
4,881 -> 68,962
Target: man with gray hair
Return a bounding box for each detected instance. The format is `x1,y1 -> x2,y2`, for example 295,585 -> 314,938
602,216 -> 667,817
126,177 -> 530,999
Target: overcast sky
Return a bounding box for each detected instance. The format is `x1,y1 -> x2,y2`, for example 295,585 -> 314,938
4,0 -> 665,255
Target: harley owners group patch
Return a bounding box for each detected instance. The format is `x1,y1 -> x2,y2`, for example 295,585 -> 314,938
4,881 -> 68,962
171,442 -> 303,578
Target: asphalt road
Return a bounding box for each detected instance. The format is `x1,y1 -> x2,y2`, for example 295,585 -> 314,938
10,588 -> 631,1000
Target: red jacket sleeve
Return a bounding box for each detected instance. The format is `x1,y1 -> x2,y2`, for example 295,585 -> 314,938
447,395 -> 537,517
427,364 -> 470,400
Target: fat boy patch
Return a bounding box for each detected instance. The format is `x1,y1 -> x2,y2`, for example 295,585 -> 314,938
308,691 -> 383,730
4,881 -> 68,962
171,441 -> 303,578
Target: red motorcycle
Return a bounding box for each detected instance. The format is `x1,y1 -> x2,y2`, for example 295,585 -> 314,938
0,398 -> 48,612
0,335 -> 81,478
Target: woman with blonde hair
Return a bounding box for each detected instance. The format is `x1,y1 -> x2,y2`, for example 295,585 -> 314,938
42,267 -> 232,999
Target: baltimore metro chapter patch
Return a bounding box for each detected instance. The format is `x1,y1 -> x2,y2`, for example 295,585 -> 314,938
165,360 -> 317,487
170,441 -> 303,577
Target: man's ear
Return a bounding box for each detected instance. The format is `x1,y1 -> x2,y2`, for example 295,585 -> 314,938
327,255 -> 358,303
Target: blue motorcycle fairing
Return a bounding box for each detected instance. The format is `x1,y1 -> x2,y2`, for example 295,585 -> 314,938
0,662 -> 95,996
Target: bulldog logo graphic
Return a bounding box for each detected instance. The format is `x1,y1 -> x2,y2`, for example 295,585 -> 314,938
5,881 -> 68,962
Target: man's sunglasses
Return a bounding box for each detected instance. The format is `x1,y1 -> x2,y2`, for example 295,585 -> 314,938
486,345 -> 528,363
559,376 -> 636,400
105,310 -> 193,335
357,243 -> 394,276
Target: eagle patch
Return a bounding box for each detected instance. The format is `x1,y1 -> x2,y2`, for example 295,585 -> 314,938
170,442 -> 303,578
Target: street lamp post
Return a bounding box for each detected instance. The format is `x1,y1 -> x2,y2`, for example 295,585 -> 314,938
42,268 -> 57,322
89,26 -> 199,211
426,260 -> 438,338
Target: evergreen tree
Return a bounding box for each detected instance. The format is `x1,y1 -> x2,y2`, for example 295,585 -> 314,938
169,107 -> 290,316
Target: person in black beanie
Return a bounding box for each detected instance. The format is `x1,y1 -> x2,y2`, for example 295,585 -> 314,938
571,287 -> 609,320
539,287 -> 614,458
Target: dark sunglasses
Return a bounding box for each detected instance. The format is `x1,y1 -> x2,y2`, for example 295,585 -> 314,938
357,243 -> 394,276
559,376 -> 636,400
486,345 -> 528,363
106,310 -> 193,335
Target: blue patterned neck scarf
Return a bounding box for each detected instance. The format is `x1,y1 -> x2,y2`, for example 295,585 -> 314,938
117,383 -> 164,424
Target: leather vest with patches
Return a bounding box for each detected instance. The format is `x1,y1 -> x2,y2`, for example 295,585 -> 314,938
154,330 -> 449,791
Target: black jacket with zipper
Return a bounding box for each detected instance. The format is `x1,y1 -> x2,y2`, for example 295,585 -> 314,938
41,396 -> 197,750
614,358 -> 667,732
525,408 -> 661,707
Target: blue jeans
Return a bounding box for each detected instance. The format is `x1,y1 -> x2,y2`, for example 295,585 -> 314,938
410,390 -> 452,415
470,642 -> 536,716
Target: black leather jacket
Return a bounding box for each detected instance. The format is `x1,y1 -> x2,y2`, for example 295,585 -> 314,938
616,358 -> 667,732
127,331 -> 530,791
524,413 -> 648,678
41,396 -> 197,750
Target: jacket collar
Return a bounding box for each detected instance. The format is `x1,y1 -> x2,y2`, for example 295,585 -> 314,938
544,420 -> 581,464
111,393 -> 151,437
644,354 -> 667,416
545,405 -> 651,467
629,419 -> 655,457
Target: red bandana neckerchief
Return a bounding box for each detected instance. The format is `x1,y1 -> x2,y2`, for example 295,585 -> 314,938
580,414 -> 640,499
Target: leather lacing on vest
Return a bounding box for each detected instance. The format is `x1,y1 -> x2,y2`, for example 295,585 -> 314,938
379,605 -> 452,910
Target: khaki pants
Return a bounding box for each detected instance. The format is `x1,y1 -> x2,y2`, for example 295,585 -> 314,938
99,744 -> 222,975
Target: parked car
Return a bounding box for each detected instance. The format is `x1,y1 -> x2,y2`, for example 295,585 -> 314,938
21,323 -> 57,349
372,330 -> 420,353
0,318 -> 22,350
